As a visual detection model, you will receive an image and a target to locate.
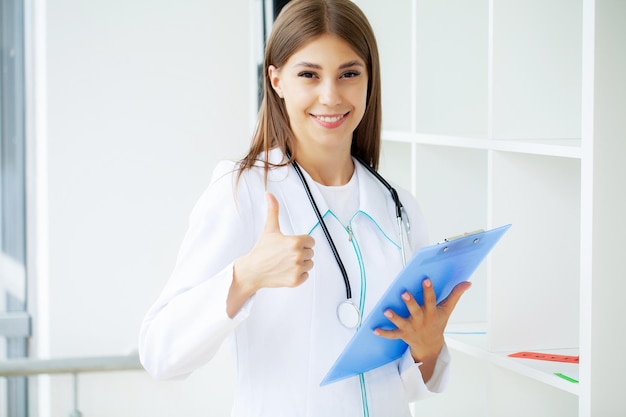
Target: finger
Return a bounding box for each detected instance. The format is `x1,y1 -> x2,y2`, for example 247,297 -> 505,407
421,278 -> 437,316
401,291 -> 422,319
439,281 -> 472,314
381,308 -> 409,332
300,234 -> 316,250
373,326 -> 403,340
263,192 -> 282,233
300,247 -> 315,262
302,258 -> 314,269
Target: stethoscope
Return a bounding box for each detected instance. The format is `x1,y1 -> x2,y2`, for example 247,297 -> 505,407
289,153 -> 410,329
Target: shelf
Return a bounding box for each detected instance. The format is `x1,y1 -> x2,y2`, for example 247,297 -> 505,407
490,153 -> 580,353
445,323 -> 580,396
363,0 -> 626,415
490,0 -> 582,141
382,131 -> 582,159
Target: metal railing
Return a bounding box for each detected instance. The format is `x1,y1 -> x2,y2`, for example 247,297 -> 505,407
0,353 -> 144,417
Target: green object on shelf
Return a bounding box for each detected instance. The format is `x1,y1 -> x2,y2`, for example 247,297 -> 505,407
554,373 -> 579,383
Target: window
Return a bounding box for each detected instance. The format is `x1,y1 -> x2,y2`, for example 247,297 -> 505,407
256,0 -> 291,107
0,0 -> 29,416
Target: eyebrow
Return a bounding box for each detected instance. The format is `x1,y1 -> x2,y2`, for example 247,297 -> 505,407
293,60 -> 365,70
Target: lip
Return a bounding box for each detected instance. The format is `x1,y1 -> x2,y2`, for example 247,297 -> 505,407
311,112 -> 349,129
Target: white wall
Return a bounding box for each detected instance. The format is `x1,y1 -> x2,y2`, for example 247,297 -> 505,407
39,0 -> 256,415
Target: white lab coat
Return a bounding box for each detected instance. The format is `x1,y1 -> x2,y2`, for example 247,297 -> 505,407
139,148 -> 450,417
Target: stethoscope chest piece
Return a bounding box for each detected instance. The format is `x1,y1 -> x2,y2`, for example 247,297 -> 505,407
337,300 -> 361,329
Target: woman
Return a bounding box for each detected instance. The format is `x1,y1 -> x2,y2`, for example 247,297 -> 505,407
139,0 -> 470,415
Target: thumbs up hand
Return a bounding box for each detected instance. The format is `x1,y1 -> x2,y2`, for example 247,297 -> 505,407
251,192 -> 316,287
228,193 -> 315,317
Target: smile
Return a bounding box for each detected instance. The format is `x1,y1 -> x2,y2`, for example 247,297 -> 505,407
315,114 -> 346,123
311,112 -> 349,128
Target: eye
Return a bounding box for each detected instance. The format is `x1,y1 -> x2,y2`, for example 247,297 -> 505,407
298,71 -> 318,79
341,70 -> 361,79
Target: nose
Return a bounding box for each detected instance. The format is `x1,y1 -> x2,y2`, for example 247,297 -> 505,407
318,79 -> 341,106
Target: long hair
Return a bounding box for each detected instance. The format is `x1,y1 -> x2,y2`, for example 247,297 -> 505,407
238,0 -> 382,181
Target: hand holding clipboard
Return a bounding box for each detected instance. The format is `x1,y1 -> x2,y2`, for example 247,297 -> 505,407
321,224 -> 512,386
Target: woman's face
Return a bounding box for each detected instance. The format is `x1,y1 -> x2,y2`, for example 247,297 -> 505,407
268,34 -> 368,156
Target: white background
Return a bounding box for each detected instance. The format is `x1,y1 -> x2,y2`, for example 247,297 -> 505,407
36,0 -> 256,415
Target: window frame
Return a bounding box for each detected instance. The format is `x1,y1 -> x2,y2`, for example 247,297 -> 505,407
1,0 -> 30,415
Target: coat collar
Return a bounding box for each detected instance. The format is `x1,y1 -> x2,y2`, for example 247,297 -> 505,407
264,148 -> 400,245
353,160 -> 400,245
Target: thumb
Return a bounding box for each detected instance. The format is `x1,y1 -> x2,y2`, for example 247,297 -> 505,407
263,192 -> 282,233
440,281 -> 472,313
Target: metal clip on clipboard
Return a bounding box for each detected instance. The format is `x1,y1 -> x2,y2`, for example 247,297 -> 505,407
439,229 -> 485,244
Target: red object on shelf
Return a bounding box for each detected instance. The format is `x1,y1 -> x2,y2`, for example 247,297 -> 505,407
508,352 -> 579,363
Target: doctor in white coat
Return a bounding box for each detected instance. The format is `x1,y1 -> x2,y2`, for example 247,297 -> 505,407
138,1 -> 471,416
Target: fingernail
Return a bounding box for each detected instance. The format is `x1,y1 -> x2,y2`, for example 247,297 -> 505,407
373,329 -> 380,336
384,310 -> 393,318
423,278 -> 432,288
402,292 -> 410,301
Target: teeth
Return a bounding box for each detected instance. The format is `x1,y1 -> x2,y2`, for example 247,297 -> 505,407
317,114 -> 344,123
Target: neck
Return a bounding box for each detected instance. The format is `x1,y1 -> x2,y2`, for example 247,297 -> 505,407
293,150 -> 354,186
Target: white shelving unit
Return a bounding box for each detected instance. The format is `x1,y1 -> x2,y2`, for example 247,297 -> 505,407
358,0 -> 626,416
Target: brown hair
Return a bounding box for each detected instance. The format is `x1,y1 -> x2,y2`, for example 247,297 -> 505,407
238,0 -> 382,180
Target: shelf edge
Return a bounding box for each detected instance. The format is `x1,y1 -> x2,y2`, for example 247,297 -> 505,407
382,131 -> 582,159
446,336 -> 581,396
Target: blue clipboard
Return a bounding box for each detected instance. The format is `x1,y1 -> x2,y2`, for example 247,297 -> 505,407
321,224 -> 511,386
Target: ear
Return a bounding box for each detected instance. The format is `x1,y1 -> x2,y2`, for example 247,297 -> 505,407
268,65 -> 284,98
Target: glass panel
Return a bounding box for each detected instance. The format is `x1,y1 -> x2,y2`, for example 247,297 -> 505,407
1,0 -> 28,415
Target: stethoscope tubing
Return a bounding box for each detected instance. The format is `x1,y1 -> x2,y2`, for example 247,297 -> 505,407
355,156 -> 410,265
353,156 -> 404,221
290,158 -> 353,300
288,152 -> 407,304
